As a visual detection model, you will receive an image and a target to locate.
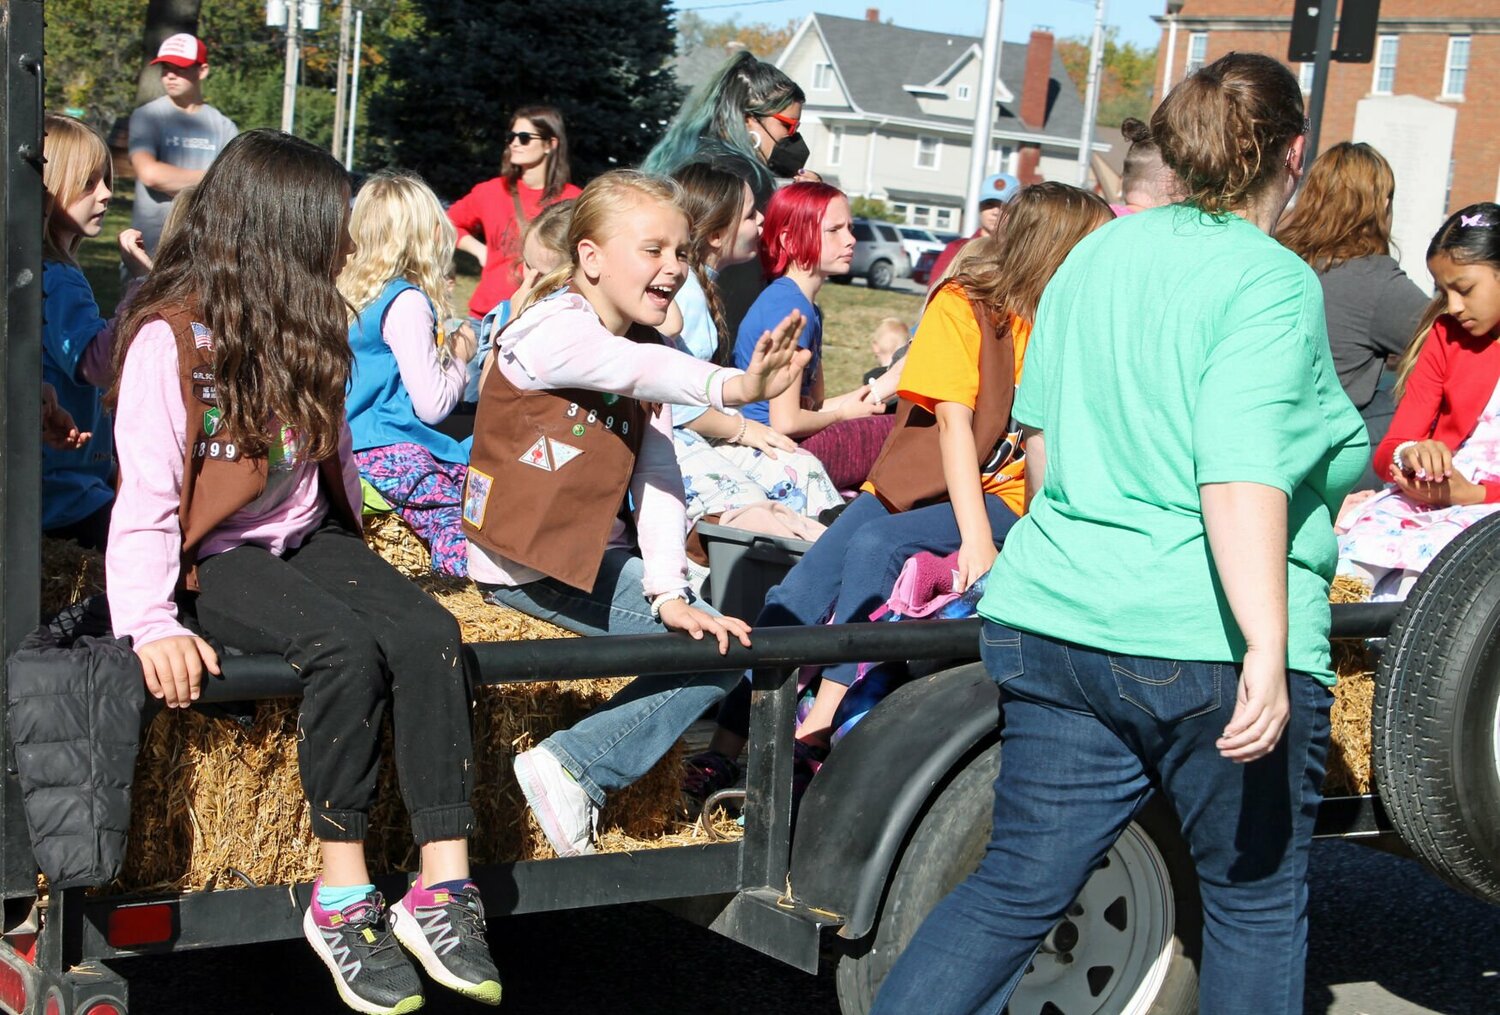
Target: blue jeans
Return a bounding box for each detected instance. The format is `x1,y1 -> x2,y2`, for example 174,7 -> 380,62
717,491 -> 1019,738
871,622 -> 1332,1015
482,548 -> 740,807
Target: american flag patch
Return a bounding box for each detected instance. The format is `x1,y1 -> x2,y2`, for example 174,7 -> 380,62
191,322 -> 213,349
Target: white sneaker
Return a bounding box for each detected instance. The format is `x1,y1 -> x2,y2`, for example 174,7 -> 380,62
513,747 -> 598,857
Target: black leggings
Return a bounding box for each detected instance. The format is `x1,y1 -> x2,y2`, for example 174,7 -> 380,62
194,524 -> 476,845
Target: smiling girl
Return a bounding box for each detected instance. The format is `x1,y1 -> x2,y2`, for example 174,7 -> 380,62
1339,203 -> 1500,599
462,169 -> 807,857
41,113 -> 152,548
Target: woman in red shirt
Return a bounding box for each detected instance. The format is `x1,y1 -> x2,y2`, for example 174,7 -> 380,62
447,105 -> 582,324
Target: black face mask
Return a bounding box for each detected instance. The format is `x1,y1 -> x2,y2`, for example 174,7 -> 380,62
766,133 -> 810,178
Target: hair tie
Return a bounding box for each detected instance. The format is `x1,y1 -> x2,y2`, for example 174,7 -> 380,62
1460,213 -> 1494,229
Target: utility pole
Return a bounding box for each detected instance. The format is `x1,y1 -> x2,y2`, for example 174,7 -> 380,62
331,0 -> 353,161
1077,0 -> 1107,187
963,0 -> 1005,235
279,0 -> 302,133
344,8 -> 364,171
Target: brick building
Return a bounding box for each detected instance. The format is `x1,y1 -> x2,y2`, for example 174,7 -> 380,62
1152,1 -> 1500,212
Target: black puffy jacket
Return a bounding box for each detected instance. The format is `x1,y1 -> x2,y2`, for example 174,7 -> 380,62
6,597 -> 144,888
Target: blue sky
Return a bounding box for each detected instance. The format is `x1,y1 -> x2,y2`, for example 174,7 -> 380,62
674,0 -> 1167,49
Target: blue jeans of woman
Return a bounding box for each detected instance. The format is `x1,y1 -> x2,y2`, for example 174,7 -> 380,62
717,491 -> 1019,738
870,621 -> 1332,1015
482,548 -> 740,807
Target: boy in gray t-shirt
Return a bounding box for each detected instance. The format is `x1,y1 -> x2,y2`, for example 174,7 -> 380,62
128,33 -> 238,254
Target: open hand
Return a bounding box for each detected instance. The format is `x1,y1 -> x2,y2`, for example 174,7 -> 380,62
734,419 -> 797,458
728,310 -> 811,404
659,599 -> 752,655
1217,647 -> 1289,762
137,635 -> 220,709
41,383 -> 90,450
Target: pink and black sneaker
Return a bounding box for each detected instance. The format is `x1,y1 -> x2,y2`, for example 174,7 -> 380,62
302,879 -> 424,1015
390,878 -> 501,1005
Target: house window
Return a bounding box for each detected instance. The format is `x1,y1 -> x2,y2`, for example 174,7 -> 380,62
1372,35 -> 1398,95
911,205 -> 932,227
827,126 -> 844,166
915,135 -> 939,170
1299,62 -> 1315,94
1186,33 -> 1208,75
1443,36 -> 1470,99
988,138 -> 1013,174
957,84 -> 971,101
935,208 -> 955,230
890,203 -> 910,222
813,62 -> 833,90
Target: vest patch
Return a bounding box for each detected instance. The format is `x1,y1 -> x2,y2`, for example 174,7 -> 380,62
194,438 -> 240,462
203,407 -> 223,437
464,468 -> 494,527
548,439 -> 583,469
191,322 -> 213,350
519,437 -> 552,471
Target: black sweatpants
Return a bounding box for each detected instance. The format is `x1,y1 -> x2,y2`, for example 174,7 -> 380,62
193,523 -> 476,844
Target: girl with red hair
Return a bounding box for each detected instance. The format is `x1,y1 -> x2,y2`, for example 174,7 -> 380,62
730,183 -> 888,489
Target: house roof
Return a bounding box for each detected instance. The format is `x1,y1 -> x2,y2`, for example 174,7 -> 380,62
805,14 -> 1087,146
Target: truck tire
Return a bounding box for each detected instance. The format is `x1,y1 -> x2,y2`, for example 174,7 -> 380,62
1373,513 -> 1500,903
834,742 -> 1200,1015
867,260 -> 895,289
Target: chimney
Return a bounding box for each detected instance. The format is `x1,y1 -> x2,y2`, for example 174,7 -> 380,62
866,8 -> 880,21
1018,28 -> 1055,130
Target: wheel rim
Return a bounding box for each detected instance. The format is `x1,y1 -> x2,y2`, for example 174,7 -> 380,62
1492,689 -> 1500,790
1007,823 -> 1177,1015
871,263 -> 892,287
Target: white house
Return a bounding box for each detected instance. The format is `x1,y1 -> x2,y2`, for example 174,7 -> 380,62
778,11 -> 1104,231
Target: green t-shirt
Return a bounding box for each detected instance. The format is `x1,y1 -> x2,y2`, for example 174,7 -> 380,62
979,205 -> 1369,682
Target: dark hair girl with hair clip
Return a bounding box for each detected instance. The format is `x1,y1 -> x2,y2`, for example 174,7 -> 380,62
1339,202 -> 1500,601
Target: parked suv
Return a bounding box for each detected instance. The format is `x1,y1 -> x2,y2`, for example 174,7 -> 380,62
844,219 -> 912,289
894,225 -> 947,267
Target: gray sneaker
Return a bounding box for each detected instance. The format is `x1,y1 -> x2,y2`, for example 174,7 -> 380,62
303,883 -> 424,1015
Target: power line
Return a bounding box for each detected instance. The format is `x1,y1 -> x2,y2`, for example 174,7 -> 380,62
675,0 -> 793,11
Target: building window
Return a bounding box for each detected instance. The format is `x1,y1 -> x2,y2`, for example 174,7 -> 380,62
827,126 -> 844,166
890,203 -> 909,222
813,62 -> 833,90
1186,33 -> 1208,75
1299,62 -> 1315,94
915,135 -> 940,170
987,138 -> 1013,174
957,84 -> 971,100
935,207 -> 955,230
911,205 -> 932,226
1443,36 -> 1470,99
1372,35 -> 1398,95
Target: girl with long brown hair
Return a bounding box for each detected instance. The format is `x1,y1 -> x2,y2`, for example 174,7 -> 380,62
106,129 -> 500,1014
1278,142 -> 1429,474
685,183 -> 1115,804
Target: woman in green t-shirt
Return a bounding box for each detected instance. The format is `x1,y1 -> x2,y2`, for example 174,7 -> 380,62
870,54 -> 1369,1015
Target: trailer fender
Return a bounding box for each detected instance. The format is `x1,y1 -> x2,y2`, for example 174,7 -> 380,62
789,662 -> 998,939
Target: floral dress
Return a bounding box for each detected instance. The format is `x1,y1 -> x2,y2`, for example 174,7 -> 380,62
1339,380 -> 1500,578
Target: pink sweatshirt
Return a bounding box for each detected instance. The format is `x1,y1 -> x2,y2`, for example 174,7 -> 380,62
384,288 -> 467,423
107,320 -> 363,647
466,291 -> 741,597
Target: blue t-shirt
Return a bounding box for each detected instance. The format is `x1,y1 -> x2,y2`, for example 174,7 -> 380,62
731,277 -> 822,425
672,269 -> 720,428
41,261 -> 115,529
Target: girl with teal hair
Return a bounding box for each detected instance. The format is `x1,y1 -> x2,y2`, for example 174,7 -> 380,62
643,50 -> 809,205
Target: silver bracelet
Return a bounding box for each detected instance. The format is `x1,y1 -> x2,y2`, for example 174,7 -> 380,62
1392,440 -> 1418,474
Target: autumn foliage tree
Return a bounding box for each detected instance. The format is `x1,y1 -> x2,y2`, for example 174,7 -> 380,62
1057,28 -> 1156,128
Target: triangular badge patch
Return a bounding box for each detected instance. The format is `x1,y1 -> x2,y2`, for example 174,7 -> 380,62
519,437 -> 552,471
548,439 -> 584,469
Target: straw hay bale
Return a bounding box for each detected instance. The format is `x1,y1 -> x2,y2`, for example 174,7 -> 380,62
1325,575 -> 1375,795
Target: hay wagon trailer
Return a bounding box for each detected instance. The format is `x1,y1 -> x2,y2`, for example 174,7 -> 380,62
5,4 -> 1500,1013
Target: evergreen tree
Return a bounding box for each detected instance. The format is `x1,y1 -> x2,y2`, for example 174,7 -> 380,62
367,0 -> 680,198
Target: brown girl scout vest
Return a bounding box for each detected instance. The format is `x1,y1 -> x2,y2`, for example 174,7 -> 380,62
864,288 -> 1017,513
158,307 -> 359,590
462,320 -> 661,592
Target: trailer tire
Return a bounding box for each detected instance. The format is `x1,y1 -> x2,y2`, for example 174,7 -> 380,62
1373,513 -> 1500,903
834,742 -> 1200,1015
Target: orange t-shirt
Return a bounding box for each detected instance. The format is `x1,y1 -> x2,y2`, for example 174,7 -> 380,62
879,285 -> 1031,516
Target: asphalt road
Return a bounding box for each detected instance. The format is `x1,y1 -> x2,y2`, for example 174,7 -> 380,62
113,838 -> 1499,1015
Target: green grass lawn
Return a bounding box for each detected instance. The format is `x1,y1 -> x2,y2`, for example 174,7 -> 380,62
87,191 -> 917,398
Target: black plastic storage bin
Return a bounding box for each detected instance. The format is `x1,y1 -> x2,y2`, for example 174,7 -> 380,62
697,522 -> 812,621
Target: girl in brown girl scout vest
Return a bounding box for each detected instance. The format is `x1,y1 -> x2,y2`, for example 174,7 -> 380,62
107,130 -> 500,1015
463,169 -> 807,858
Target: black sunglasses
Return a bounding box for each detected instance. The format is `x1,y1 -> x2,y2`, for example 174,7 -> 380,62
506,130 -> 549,146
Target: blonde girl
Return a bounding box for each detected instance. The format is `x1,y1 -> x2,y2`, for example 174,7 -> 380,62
41,113 -> 151,548
462,169 -> 805,857
667,161 -> 841,524
340,171 -> 478,575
